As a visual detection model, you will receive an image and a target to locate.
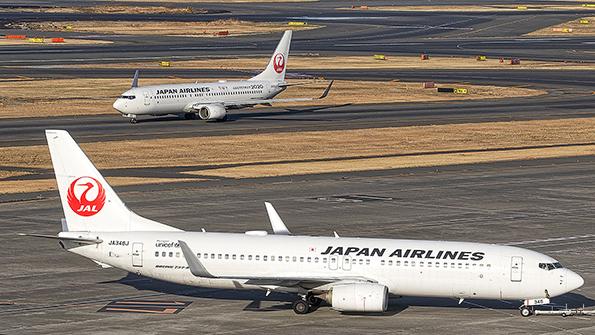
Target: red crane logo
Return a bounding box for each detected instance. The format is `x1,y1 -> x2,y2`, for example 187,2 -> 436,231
273,53 -> 285,73
67,176 -> 106,217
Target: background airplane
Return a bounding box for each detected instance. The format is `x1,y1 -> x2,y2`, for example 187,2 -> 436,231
112,30 -> 332,123
21,130 -> 584,315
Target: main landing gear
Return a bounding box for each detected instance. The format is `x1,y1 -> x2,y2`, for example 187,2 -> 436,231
183,113 -> 198,120
292,293 -> 323,314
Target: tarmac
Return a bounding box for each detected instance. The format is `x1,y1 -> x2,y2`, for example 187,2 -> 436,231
1,157 -> 594,334
1,0 -> 594,333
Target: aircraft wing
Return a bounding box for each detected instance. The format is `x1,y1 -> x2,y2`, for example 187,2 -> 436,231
178,240 -> 374,290
241,276 -> 375,290
223,80 -> 333,108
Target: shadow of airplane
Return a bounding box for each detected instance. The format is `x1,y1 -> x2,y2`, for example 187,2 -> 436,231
103,273 -> 594,316
130,104 -> 351,124
232,103 -> 353,120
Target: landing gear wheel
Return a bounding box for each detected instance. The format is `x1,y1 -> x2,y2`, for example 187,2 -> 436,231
292,300 -> 309,314
184,113 -> 197,120
520,307 -> 532,317
129,118 -> 137,124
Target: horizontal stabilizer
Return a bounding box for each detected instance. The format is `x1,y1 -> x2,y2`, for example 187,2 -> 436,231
18,233 -> 103,244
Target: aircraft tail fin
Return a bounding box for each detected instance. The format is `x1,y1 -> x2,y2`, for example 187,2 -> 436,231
45,130 -> 180,232
250,30 -> 292,82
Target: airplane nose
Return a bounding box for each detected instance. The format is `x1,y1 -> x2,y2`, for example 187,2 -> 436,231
113,99 -> 124,113
566,270 -> 584,291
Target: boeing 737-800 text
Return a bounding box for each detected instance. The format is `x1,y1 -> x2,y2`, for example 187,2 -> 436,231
21,130 -> 584,315
112,30 -> 332,123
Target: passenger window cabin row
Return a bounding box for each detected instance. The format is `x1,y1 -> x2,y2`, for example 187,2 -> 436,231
154,90 -> 264,101
153,251 -> 491,269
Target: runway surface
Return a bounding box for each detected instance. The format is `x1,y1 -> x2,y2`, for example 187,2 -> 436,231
1,0 -> 595,65
1,158 -> 594,334
0,0 -> 593,147
1,0 -> 595,333
1,67 -> 594,147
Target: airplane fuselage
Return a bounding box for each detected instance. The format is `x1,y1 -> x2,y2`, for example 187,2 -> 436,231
113,80 -> 284,116
64,231 -> 582,301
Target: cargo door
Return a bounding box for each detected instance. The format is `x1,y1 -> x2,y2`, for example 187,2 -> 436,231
510,256 -> 523,282
132,242 -> 143,267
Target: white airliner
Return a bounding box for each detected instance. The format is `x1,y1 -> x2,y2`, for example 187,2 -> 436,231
22,130 -> 584,315
112,30 -> 332,123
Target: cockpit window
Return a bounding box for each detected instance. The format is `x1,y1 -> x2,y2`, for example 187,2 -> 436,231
539,262 -> 563,270
120,95 -> 136,100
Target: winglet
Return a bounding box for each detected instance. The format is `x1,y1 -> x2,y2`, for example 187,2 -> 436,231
264,202 -> 291,235
178,240 -> 216,278
131,70 -> 139,88
318,80 -> 333,99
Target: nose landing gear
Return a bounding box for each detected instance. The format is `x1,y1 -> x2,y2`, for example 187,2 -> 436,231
520,306 -> 534,317
124,114 -> 138,124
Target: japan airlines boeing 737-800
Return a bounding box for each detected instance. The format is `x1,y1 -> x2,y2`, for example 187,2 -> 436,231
112,30 -> 332,123
21,130 -> 584,315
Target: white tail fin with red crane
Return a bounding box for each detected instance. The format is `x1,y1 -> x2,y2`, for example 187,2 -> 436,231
249,30 -> 292,82
45,130 -> 180,232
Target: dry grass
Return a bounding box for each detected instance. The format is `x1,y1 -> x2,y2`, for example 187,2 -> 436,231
63,55 -> 595,71
0,38 -> 111,45
12,19 -> 318,37
527,17 -> 595,36
2,118 -> 595,171
0,177 -> 199,195
0,171 -> 31,179
119,0 -> 316,2
0,77 -> 544,119
346,5 -> 595,12
189,145 -> 595,178
7,5 -> 203,15
3,117 -> 595,193
275,80 -> 543,107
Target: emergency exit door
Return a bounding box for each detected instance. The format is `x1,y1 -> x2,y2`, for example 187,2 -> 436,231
144,92 -> 150,106
342,256 -> 352,271
329,255 -> 338,270
510,256 -> 523,282
132,242 -> 143,267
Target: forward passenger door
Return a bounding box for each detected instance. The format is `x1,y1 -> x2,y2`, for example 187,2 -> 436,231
510,256 -> 523,282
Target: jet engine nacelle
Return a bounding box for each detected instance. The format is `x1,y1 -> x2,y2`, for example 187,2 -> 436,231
326,283 -> 388,312
197,104 -> 227,121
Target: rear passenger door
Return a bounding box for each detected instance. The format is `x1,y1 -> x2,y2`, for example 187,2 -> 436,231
132,242 -> 143,267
